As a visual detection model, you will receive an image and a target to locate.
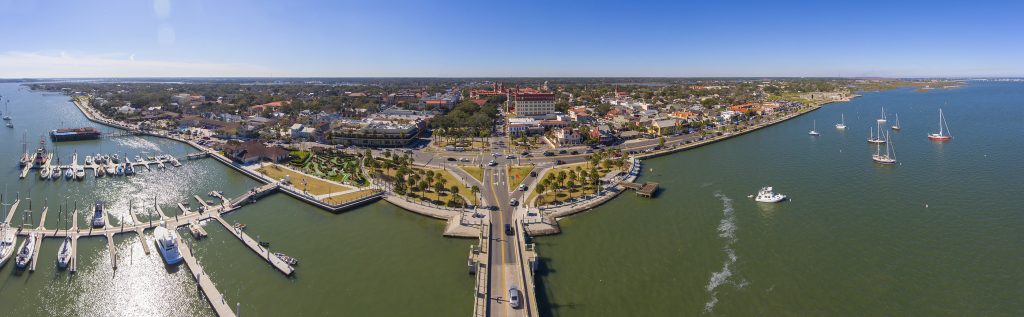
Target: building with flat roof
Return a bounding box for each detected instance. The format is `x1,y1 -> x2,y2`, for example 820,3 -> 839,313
328,118 -> 423,147
511,91 -> 556,118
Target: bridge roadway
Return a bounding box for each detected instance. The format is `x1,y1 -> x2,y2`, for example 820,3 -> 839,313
477,144 -> 542,317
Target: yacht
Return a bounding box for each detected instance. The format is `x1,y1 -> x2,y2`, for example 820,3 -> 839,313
84,155 -> 93,166
872,131 -> 897,165
169,156 -> 182,167
115,164 -> 124,176
154,225 -> 184,265
105,165 -> 115,176
928,108 -> 953,141
64,168 -> 74,180
877,106 -> 887,124
835,113 -> 846,129
4,122 -> 11,128
808,120 -> 820,136
111,154 -> 120,164
56,237 -> 72,269
754,187 -> 787,203
95,166 -> 105,177
0,223 -> 16,268
274,252 -> 299,266
124,163 -> 135,175
867,122 -> 886,144
891,113 -> 901,130
14,235 -> 35,270
39,167 -> 51,179
91,201 -> 105,228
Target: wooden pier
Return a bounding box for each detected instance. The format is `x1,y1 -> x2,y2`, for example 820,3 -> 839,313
620,181 -> 659,198
179,238 -> 237,317
211,214 -> 295,276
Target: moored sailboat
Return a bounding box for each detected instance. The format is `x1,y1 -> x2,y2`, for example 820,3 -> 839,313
835,113 -> 846,129
872,131 -> 897,165
891,112 -> 901,130
927,108 -> 953,141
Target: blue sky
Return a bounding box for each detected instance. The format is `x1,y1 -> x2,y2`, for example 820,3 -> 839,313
0,0 -> 1021,77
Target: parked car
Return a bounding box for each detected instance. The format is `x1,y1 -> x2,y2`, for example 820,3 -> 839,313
558,150 -> 567,154
506,155 -> 515,159
505,224 -> 514,236
543,151 -> 554,157
459,157 -> 470,162
570,150 -> 579,155
555,160 -> 565,165
447,157 -> 457,161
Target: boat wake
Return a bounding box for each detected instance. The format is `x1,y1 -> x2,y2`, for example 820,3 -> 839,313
704,192 -> 742,313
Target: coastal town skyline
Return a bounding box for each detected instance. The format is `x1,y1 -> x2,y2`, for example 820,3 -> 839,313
2,0 -> 1023,78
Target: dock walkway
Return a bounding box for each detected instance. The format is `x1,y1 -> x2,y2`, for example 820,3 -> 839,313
210,214 -> 295,276
179,238 -> 236,317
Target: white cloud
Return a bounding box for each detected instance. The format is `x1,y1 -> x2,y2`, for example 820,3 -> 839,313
0,51 -> 276,78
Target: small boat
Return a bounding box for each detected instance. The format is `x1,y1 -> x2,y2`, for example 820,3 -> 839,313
91,201 -> 105,228
872,131 -> 897,164
56,237 -> 72,269
927,108 -> 953,141
51,167 -> 62,180
75,166 -> 85,180
84,155 -> 93,166
124,163 -> 135,175
867,122 -> 886,144
14,235 -> 35,270
64,168 -> 74,180
4,122 -> 11,128
808,120 -> 820,136
115,164 -> 124,176
891,113 -> 901,130
835,113 -> 846,129
105,165 -> 115,175
111,154 -> 120,164
877,106 -> 887,124
754,186 -> 787,203
96,166 -> 105,177
274,252 -> 299,266
233,223 -> 247,230
40,167 -> 51,179
0,223 -> 16,267
258,241 -> 270,248
154,225 -> 184,265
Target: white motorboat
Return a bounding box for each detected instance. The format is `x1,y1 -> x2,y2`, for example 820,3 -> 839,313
51,167 -> 62,180
105,165 -> 115,175
0,223 -> 16,268
754,186 -> 787,203
75,166 -> 85,180
14,235 -> 35,270
91,201 -> 105,228
56,237 -> 72,269
154,225 -> 184,265
64,168 -> 74,180
84,155 -> 93,166
39,167 -> 51,179
125,163 -> 135,175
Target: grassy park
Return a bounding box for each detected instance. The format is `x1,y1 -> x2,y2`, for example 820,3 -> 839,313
257,163 -> 355,196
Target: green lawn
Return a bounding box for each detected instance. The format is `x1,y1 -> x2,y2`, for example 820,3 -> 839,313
461,166 -> 484,183
507,165 -> 534,191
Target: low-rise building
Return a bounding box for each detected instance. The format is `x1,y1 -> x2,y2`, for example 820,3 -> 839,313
221,140 -> 291,164
328,118 -> 423,147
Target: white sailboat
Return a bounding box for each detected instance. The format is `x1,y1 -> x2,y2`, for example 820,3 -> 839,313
891,112 -> 901,130
867,121 -> 886,144
808,120 -> 819,135
927,108 -> 953,141
877,106 -> 887,124
835,113 -> 846,129
872,131 -> 897,164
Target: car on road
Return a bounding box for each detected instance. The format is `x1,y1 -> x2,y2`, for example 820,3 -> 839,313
459,157 -> 470,162
542,151 -> 554,157
555,160 -> 565,165
558,150 -> 567,154
509,199 -> 518,206
570,150 -> 579,155
506,155 -> 515,159
519,184 -> 528,191
529,171 -> 537,177
521,151 -> 530,156
488,160 -> 497,166
509,287 -> 522,308
447,157 -> 457,161
505,224 -> 514,236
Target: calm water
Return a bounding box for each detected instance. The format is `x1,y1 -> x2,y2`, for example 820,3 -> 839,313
536,82 -> 1024,316
0,83 -> 471,316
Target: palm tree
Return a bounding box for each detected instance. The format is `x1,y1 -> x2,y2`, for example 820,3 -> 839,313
534,183 -> 546,206
471,185 -> 480,206
449,185 -> 460,206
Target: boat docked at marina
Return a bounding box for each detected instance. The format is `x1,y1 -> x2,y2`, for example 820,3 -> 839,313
75,166 -> 85,180
754,186 -> 787,203
105,165 -> 115,176
928,108 -> 953,141
56,237 -> 72,269
0,223 -> 16,268
91,201 -> 105,228
274,253 -> 299,266
64,168 -> 73,180
50,166 -> 61,180
154,225 -> 184,265
14,234 -> 35,270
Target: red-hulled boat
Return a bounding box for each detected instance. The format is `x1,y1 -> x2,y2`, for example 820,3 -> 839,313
927,108 -> 952,141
